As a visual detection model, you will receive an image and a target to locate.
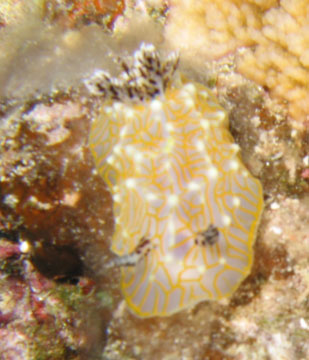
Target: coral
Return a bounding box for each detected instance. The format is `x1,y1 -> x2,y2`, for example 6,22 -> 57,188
0,94 -> 114,267
43,0 -> 125,29
166,0 -> 309,126
0,235 -> 100,360
0,91 -> 116,358
0,0 -> 34,27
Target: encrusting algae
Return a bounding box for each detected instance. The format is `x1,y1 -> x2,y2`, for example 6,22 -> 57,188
86,44 -> 264,317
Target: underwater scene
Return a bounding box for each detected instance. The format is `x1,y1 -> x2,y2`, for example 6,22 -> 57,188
0,1 -> 309,359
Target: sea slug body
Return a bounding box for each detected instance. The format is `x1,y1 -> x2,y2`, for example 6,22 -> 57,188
87,44 -> 264,317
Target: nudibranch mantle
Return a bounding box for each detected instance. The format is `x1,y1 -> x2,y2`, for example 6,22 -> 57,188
87,44 -> 263,317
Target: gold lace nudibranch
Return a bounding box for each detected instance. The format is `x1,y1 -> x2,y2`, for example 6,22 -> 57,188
86,44 -> 264,318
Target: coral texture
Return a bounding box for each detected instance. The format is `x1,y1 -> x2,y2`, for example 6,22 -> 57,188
43,0 -> 125,29
166,0 -> 309,125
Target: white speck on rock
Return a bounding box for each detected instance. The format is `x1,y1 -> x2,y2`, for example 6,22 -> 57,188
300,318 -> 309,330
270,202 -> 280,210
270,226 -> 283,235
3,194 -> 19,208
303,155 -> 309,166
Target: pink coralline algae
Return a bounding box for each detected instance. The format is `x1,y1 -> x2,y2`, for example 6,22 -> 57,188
0,233 -> 102,360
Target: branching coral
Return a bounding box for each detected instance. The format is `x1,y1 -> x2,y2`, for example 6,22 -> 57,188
166,0 -> 309,125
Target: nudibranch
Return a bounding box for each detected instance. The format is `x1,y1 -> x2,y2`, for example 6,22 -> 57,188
86,44 -> 264,317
